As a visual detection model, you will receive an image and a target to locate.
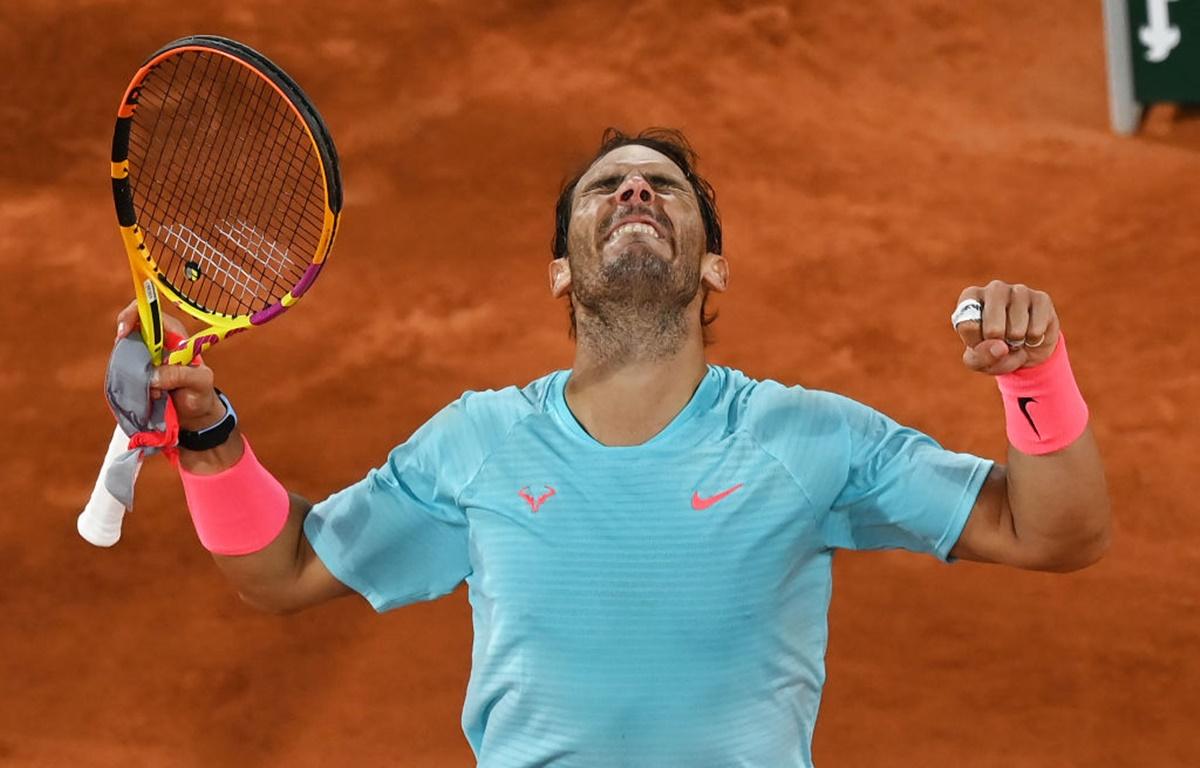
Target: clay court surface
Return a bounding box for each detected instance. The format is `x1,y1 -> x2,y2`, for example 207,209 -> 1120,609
2,1 -> 1197,765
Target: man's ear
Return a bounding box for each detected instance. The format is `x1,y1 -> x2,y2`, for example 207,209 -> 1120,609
549,258 -> 572,298
700,252 -> 728,293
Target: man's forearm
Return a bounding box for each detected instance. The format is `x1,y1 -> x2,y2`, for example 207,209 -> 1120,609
1004,427 -> 1111,571
179,427 -> 317,611
212,492 -> 317,612
178,424 -> 246,474
947,288 -> 1111,571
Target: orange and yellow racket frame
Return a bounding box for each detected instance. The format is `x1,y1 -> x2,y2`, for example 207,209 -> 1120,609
110,35 -> 342,367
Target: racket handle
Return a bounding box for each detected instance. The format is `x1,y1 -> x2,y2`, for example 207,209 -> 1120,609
77,425 -> 133,547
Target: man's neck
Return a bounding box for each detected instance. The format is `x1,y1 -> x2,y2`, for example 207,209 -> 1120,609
565,327 -> 708,447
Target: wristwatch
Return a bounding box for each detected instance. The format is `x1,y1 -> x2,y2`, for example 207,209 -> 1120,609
178,388 -> 238,451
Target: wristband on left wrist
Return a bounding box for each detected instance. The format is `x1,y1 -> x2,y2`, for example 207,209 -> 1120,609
996,334 -> 1088,455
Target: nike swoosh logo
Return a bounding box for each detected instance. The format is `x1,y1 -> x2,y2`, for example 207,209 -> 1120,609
1017,397 -> 1041,439
692,483 -> 744,511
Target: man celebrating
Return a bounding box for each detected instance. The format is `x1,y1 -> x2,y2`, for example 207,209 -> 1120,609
121,128 -> 1110,767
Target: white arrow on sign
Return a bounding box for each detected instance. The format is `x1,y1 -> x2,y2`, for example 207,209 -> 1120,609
1140,0 -> 1181,62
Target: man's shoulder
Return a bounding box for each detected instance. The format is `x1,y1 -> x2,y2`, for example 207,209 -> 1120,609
711,365 -> 858,435
708,366 -> 864,499
435,370 -> 560,437
456,370 -> 558,414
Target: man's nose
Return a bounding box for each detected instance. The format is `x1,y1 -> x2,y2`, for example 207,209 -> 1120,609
615,175 -> 655,205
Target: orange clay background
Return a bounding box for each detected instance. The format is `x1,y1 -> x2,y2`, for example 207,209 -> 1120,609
2,1 -> 1197,765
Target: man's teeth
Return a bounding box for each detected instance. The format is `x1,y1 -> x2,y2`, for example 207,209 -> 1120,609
607,222 -> 660,241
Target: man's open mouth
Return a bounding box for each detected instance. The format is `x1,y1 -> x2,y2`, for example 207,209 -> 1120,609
606,221 -> 662,241
603,214 -> 667,242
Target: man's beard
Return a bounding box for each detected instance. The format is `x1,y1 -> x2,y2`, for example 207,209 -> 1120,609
570,242 -> 701,362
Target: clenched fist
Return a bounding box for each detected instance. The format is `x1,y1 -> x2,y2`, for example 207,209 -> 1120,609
114,300 -> 227,432
952,280 -> 1061,376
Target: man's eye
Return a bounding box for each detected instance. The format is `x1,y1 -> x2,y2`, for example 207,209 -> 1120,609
649,177 -> 683,193
583,177 -> 621,194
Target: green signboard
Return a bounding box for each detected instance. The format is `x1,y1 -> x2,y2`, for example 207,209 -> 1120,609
1102,0 -> 1200,132
1129,0 -> 1200,101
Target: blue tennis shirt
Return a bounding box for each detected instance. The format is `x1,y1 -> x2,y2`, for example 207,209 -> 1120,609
304,365 -> 992,767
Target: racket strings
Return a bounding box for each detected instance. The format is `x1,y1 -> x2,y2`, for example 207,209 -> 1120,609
126,50 -> 327,317
141,56 -> 323,256
147,55 -> 318,310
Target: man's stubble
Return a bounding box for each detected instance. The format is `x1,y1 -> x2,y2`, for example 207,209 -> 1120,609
569,242 -> 701,364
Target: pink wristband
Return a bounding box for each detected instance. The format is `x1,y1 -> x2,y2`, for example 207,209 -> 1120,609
179,435 -> 289,555
996,333 -> 1089,455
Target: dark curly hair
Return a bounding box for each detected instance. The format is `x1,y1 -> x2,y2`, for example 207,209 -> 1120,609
552,127 -> 723,341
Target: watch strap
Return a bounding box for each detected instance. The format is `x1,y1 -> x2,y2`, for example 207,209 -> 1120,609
178,389 -> 237,451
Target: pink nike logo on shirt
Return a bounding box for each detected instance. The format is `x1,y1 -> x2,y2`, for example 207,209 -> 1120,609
691,483 -> 744,510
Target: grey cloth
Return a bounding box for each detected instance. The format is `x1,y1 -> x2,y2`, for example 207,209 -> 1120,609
103,336 -> 172,509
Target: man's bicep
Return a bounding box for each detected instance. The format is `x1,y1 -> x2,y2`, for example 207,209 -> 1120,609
949,464 -> 1032,567
302,449 -> 473,611
294,527 -> 355,608
821,395 -> 993,560
295,390 -> 517,610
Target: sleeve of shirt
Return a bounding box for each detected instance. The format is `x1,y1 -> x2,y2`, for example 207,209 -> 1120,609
303,390 -> 514,611
819,392 -> 993,561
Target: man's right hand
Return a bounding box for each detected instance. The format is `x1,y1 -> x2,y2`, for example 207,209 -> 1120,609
114,300 -> 226,432
114,307 -> 346,611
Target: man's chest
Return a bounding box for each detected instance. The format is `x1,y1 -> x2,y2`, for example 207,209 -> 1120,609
459,434 -> 827,637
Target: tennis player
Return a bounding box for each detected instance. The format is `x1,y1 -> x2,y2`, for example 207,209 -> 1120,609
117,128 -> 1111,767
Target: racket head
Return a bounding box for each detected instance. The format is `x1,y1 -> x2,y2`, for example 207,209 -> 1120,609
110,35 -> 342,364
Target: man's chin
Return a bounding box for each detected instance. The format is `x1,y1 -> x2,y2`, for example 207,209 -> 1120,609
601,242 -> 672,270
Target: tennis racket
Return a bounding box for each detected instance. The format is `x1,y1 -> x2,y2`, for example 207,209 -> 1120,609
78,35 -> 343,547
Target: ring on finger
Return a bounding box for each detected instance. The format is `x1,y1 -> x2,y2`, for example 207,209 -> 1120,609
1006,338 -> 1026,348
1025,333 -> 1046,348
951,299 -> 983,328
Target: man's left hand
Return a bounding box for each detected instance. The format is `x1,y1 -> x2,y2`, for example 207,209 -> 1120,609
952,280 -> 1061,376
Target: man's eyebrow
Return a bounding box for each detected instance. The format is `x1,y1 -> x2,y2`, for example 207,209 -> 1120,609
581,170 -> 688,192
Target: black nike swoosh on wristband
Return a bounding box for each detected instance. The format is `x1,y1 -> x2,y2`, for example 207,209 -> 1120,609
1017,397 -> 1041,439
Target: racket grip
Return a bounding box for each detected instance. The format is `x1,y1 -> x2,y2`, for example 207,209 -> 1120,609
77,425 -> 133,547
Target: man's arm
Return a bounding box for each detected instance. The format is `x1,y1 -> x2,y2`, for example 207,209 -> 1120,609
946,281 -> 1112,571
950,430 -> 1110,571
216,493 -> 353,614
179,431 -> 353,612
117,302 -> 352,613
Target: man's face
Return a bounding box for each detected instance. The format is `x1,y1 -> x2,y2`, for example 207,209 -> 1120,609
571,144 -> 704,274
552,144 -> 722,319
